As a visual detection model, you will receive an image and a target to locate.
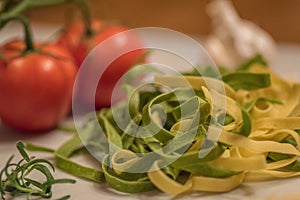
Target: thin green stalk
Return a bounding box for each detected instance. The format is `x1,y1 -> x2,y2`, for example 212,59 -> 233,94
0,0 -> 71,19
0,141 -> 75,199
0,0 -> 93,36
72,0 -> 93,36
0,15 -> 35,52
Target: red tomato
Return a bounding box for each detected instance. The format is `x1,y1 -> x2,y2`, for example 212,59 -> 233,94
0,40 -> 77,132
57,20 -> 104,66
57,19 -> 145,109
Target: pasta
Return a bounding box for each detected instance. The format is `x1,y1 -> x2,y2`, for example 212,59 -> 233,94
51,61 -> 300,196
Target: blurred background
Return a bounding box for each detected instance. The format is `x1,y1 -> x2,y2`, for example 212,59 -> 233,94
24,0 -> 300,43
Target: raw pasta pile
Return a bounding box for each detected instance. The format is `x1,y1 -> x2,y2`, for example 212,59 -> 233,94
41,60 -> 300,196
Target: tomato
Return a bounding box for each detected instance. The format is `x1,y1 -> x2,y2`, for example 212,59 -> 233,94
0,40 -> 77,132
57,20 -> 104,66
57,19 -> 145,109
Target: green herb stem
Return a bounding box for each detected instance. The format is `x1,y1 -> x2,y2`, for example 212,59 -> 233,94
0,141 -> 75,200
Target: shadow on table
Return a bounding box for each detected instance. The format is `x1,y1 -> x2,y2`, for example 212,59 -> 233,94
0,120 -> 47,142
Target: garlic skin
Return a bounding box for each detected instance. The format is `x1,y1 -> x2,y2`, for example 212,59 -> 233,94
205,0 -> 277,69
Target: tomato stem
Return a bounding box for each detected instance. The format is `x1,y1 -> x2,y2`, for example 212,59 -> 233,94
0,0 -> 94,36
7,15 -> 35,52
0,12 -> 35,52
30,0 -> 94,36
0,0 -> 93,50
20,16 -> 35,52
73,0 -> 93,36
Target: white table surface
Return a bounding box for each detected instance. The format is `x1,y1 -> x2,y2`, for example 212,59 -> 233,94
1,22 -> 300,200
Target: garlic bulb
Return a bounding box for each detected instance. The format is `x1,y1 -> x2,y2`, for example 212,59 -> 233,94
205,0 -> 277,69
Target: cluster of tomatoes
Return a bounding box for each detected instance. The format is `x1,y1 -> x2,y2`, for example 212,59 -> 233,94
0,18 -> 145,132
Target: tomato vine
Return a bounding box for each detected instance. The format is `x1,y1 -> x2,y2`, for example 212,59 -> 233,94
0,0 -> 92,35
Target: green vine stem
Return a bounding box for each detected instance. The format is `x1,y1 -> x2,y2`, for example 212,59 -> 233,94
0,0 -> 93,35
1,15 -> 35,52
72,0 -> 93,36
